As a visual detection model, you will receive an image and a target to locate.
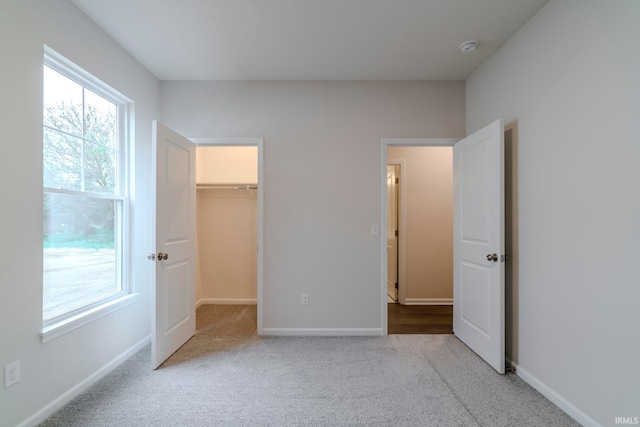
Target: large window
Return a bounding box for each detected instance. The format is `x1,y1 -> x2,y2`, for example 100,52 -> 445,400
42,50 -> 131,335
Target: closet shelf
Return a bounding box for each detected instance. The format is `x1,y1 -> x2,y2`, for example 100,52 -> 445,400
196,183 -> 258,190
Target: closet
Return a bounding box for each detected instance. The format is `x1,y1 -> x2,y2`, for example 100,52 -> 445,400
195,146 -> 258,305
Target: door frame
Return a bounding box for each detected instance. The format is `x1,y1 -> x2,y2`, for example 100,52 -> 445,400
380,138 -> 458,335
190,137 -> 265,335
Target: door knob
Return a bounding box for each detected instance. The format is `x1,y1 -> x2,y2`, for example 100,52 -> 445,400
147,253 -> 156,261
157,252 -> 168,261
486,253 -> 498,262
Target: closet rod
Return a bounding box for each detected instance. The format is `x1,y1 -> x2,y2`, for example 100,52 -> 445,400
197,184 -> 258,190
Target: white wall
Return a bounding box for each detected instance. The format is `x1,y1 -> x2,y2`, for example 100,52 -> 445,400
466,1 -> 640,425
0,1 -> 159,425
161,81 -> 465,332
197,190 -> 258,303
196,146 -> 258,184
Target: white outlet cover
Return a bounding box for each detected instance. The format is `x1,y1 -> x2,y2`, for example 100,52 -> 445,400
5,360 -> 20,388
371,224 -> 380,236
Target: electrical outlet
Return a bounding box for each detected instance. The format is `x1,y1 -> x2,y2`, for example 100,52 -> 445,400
5,361 -> 20,388
301,293 -> 309,306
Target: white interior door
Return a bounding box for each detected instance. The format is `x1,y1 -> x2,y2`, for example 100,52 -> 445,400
453,119 -> 505,374
151,121 -> 196,369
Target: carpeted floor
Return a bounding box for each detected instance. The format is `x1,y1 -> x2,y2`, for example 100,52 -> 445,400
39,305 -> 578,426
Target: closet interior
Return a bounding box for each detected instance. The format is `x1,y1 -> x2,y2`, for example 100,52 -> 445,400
195,146 -> 258,305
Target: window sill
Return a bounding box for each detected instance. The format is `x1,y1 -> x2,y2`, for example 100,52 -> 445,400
40,293 -> 139,343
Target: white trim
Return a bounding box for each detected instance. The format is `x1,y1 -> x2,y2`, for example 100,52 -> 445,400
42,187 -> 126,200
190,137 -> 262,146
261,328 -> 383,336
188,137 -> 264,335
404,298 -> 453,305
383,138 -> 458,147
196,298 -> 257,307
381,138 -> 459,336
41,294 -> 138,343
515,364 -> 603,427
18,335 -> 150,427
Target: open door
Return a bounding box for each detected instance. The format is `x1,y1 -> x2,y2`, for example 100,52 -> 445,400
151,121 -> 196,369
453,119 -> 505,374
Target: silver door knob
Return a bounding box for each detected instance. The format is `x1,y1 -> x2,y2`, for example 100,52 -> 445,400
157,252 -> 168,261
486,253 -> 498,262
147,253 -> 156,261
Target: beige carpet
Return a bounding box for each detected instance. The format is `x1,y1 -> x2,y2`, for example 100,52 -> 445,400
39,305 -> 578,426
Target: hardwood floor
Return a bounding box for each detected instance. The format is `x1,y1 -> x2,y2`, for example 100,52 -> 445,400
387,303 -> 453,334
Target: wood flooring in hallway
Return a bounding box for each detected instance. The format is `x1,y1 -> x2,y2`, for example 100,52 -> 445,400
387,304 -> 453,334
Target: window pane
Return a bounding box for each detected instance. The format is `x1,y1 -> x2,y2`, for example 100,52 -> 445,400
43,193 -> 120,320
43,65 -> 83,137
43,128 -> 82,191
84,89 -> 116,148
84,141 -> 116,194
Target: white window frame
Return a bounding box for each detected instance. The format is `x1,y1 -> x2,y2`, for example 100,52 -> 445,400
41,46 -> 137,343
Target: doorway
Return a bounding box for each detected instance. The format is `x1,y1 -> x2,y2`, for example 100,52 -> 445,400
382,120 -> 507,374
381,138 -> 457,335
151,125 -> 265,368
191,138 -> 264,334
385,143 -> 455,333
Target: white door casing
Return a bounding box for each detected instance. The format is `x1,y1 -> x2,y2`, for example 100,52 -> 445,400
453,119 -> 505,374
151,121 -> 196,369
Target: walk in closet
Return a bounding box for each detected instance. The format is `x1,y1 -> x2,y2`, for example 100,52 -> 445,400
196,146 -> 258,305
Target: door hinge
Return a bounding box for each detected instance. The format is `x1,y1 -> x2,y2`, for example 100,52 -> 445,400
395,230 -> 398,237
501,254 -> 509,262
395,282 -> 399,289
395,177 -> 399,184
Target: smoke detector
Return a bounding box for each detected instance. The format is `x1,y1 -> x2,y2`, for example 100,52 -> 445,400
459,40 -> 478,53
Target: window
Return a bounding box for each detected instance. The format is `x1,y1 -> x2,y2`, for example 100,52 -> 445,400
42,48 -> 133,339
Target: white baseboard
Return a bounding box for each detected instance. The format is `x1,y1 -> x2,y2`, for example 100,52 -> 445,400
261,328 -> 383,336
403,298 -> 453,305
515,364 -> 602,427
18,335 -> 151,427
196,298 -> 257,308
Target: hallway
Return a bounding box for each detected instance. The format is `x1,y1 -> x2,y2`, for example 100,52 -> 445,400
388,304 -> 453,334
